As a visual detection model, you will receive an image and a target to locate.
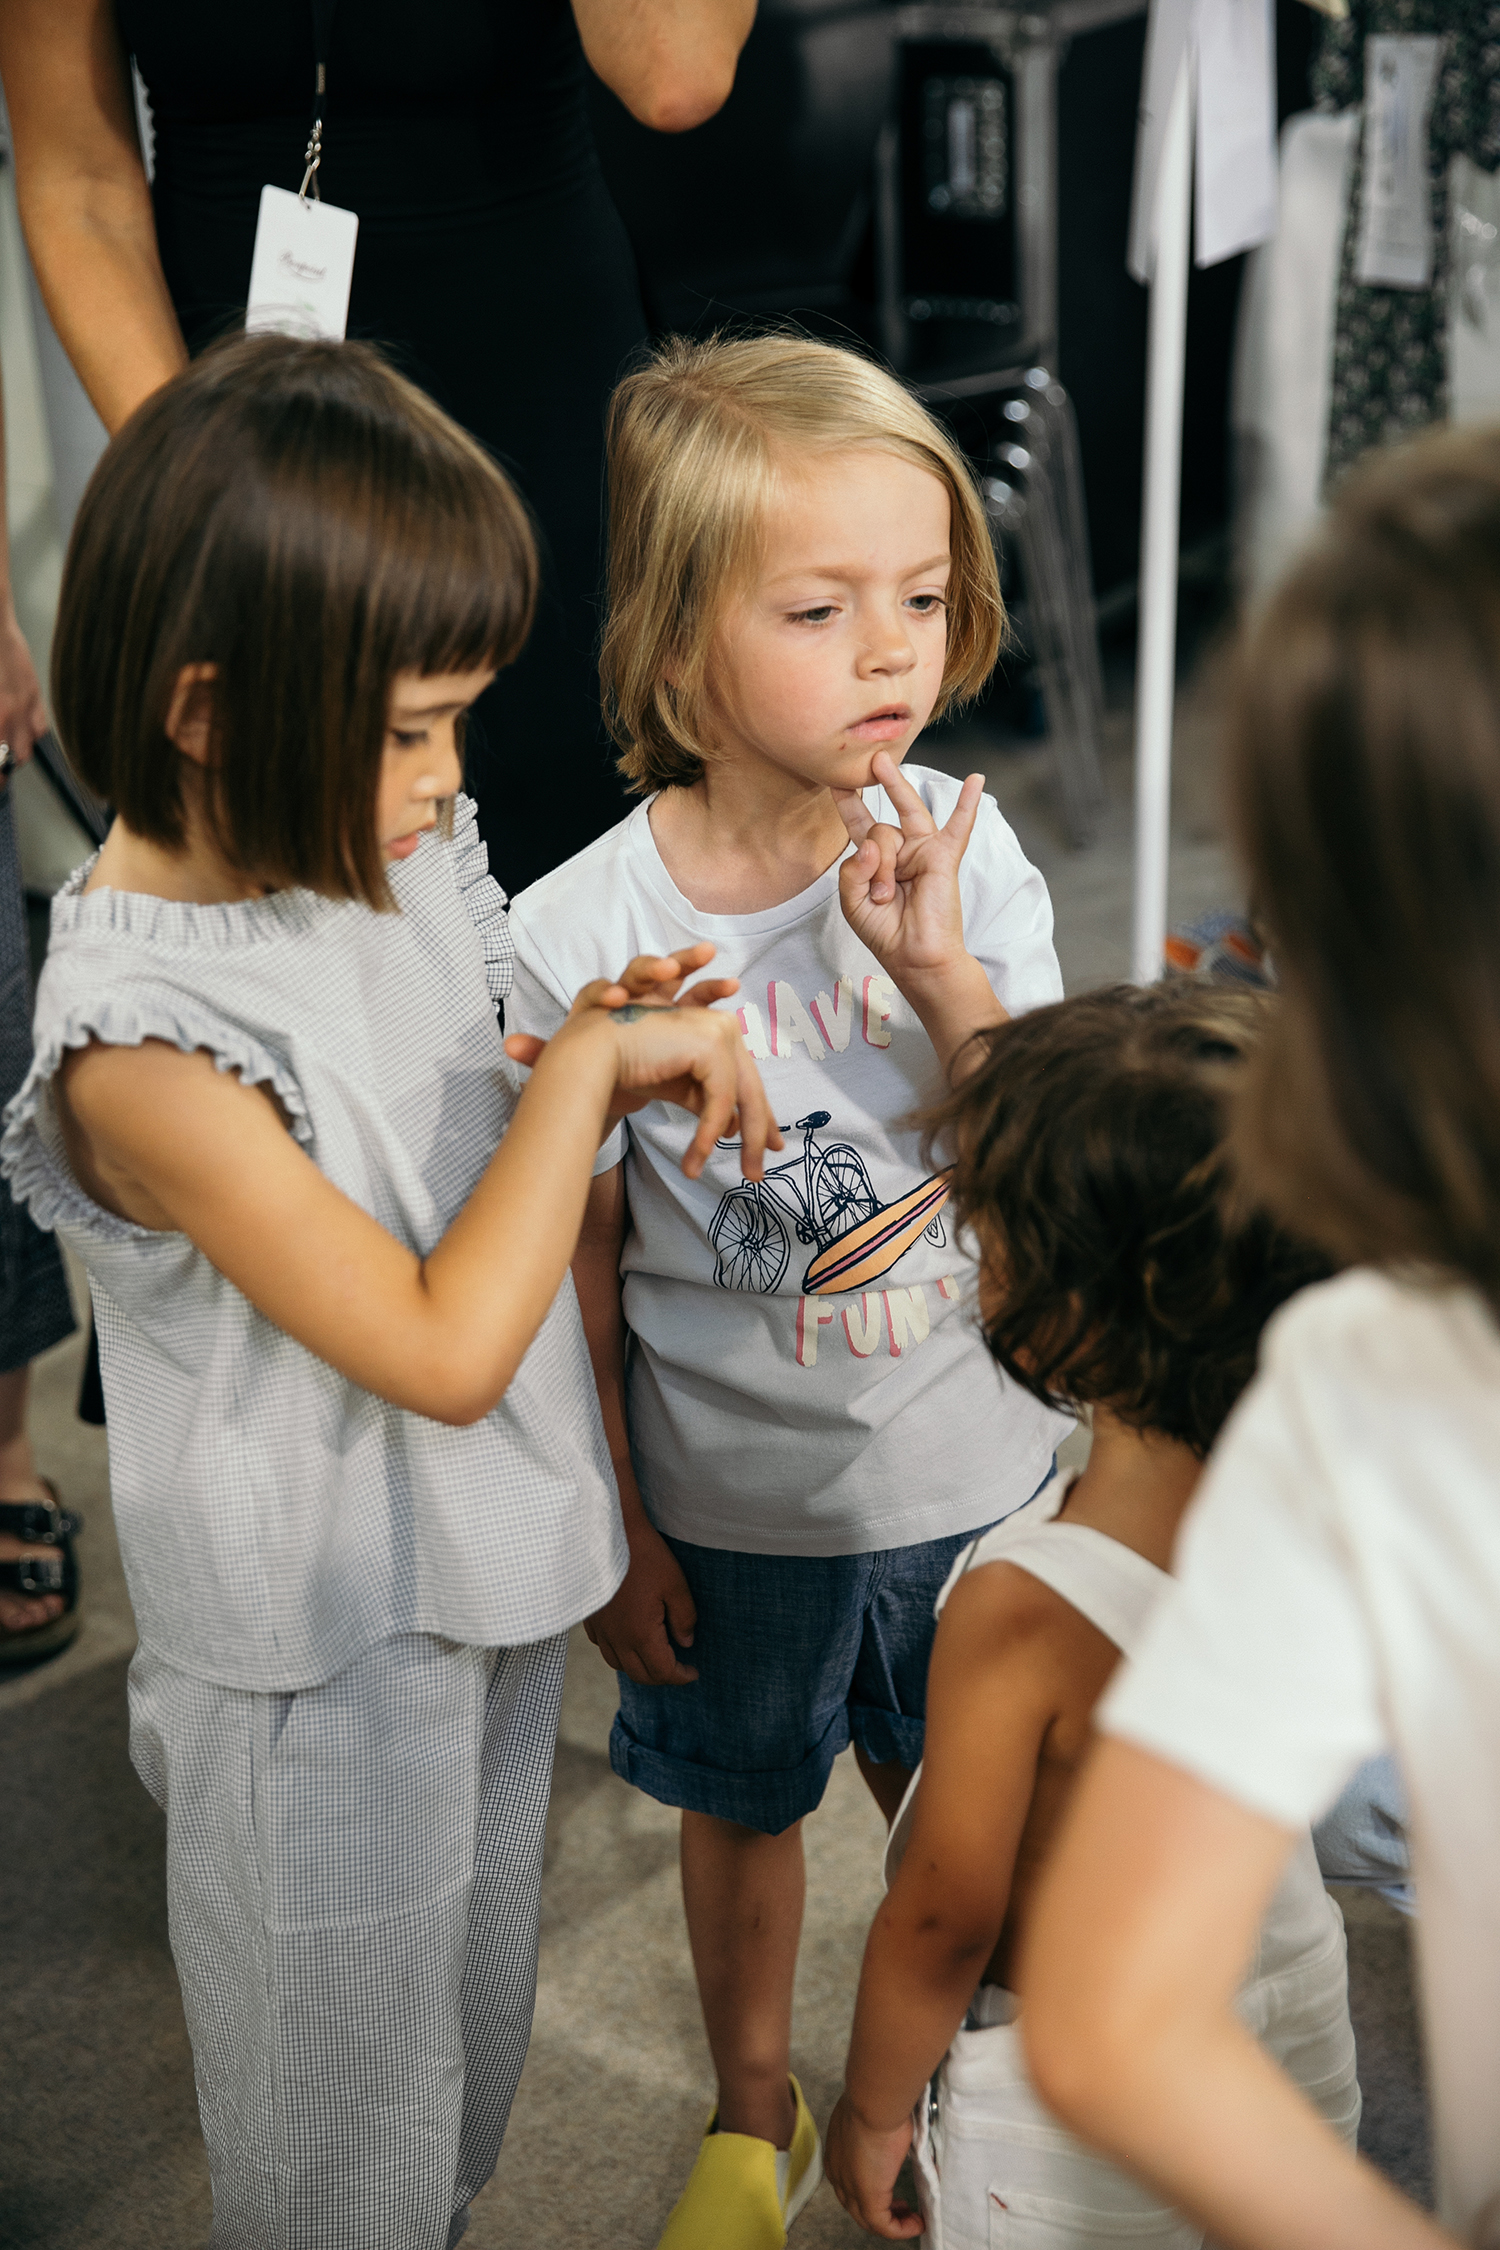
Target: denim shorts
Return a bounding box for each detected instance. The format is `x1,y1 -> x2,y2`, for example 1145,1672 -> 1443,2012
610,1481 -> 1051,1836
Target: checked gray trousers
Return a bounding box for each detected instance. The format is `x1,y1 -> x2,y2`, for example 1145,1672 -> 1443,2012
129,1629 -> 568,2250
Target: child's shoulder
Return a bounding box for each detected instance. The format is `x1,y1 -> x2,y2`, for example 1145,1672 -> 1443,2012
934,1552 -> 1119,1712
1258,1265 -> 1500,1416
507,801 -> 650,945
942,1543 -> 1102,1638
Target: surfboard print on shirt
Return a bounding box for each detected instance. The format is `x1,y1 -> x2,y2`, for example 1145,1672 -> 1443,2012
709,1111 -> 949,1294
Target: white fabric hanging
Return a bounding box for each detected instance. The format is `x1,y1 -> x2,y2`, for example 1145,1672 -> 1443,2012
1234,123 -> 1500,602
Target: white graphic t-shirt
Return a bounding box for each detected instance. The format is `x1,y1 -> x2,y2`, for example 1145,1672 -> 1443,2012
507,766 -> 1071,1555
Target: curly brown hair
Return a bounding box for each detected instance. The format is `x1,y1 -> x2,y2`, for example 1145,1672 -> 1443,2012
923,984 -> 1331,1455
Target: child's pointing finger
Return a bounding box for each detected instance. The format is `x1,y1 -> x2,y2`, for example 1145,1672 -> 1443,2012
869,750 -> 939,836
831,785 -> 876,847
858,824 -> 903,904
939,772 -> 986,857
615,949 -> 699,1001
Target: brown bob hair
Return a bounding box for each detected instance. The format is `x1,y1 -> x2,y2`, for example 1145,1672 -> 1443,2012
1230,423 -> 1500,1313
600,332 -> 1004,794
924,984 -> 1330,1455
53,331 -> 536,909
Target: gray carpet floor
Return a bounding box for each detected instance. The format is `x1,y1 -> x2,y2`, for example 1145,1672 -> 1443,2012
0,1604 -> 1435,2249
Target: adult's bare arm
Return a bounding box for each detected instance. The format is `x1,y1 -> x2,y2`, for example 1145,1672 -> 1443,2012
0,370 -> 46,765
0,0 -> 186,432
1021,1738 -> 1456,2250
572,0 -> 755,132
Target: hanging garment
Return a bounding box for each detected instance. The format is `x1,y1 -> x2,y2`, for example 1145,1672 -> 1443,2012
1315,0 -> 1500,485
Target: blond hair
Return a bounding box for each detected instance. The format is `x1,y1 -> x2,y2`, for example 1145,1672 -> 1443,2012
600,333 -> 1004,794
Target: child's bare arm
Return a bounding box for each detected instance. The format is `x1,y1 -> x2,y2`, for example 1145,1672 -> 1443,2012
572,1162 -> 699,1684
832,752 -> 1005,1081
1022,1741 -> 1456,2250
827,1566 -> 1073,2239
56,968 -> 775,1427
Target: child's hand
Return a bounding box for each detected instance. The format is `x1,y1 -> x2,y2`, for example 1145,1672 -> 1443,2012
832,753 -> 983,981
830,755 -> 1005,1080
585,1517 -> 699,1686
504,947 -> 780,1182
825,2093 -> 922,2240
503,945 -> 739,1071
598,942 -> 741,1015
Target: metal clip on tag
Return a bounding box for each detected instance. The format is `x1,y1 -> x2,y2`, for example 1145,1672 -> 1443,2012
300,61 -> 326,203
247,37 -> 356,340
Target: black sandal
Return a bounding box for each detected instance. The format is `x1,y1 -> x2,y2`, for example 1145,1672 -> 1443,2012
0,1486 -> 83,1667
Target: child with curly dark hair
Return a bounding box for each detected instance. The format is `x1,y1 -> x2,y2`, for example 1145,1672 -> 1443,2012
825,981 -> 1358,2247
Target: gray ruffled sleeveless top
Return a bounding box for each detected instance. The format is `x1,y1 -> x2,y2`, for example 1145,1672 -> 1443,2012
1,795 -> 625,1690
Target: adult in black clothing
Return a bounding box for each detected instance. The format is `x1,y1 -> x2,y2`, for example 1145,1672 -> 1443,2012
0,0 -> 753,894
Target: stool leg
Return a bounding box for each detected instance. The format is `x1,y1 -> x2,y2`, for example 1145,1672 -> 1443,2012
994,449 -> 1104,845
1027,385 -> 1106,842
1034,378 -> 1107,751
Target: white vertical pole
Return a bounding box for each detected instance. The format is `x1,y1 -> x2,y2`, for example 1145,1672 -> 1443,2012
1130,55 -> 1193,985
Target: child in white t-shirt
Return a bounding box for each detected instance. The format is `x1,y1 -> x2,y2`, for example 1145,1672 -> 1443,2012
1020,427 -> 1500,2247
507,333 -> 1069,2248
823,982 -> 1357,2246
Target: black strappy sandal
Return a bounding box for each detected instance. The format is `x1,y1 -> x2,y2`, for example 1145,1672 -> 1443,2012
0,1487 -> 83,1667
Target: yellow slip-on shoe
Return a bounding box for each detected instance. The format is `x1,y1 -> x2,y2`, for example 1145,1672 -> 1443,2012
656,2074 -> 823,2249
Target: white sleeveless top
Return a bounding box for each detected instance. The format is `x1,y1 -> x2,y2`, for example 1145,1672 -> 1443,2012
888,1471 -> 1361,2121
0,795 -> 625,1691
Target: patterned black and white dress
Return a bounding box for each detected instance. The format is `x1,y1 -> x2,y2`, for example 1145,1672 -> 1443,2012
1316,0 -> 1500,485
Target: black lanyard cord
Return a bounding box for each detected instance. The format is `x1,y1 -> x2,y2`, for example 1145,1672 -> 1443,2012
300,0 -> 338,200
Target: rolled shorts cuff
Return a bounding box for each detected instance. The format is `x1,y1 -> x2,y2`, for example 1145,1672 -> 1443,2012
849,1701 -> 926,1771
608,1711 -> 847,1835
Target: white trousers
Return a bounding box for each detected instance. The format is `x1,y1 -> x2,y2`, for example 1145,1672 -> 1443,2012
914,1952 -> 1360,2250
912,1992 -> 1203,2250
129,1630 -> 568,2250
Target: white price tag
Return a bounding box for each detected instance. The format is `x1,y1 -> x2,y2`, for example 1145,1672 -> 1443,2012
1128,0 -> 1195,284
1194,0 -> 1277,267
1130,0 -> 1279,281
246,184 -> 359,341
1356,34 -> 1444,289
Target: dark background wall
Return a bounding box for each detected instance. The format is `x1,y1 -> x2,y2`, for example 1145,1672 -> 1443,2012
589,0 -> 1322,603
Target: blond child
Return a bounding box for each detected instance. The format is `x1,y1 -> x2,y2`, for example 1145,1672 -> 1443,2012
506,333 -> 1070,2247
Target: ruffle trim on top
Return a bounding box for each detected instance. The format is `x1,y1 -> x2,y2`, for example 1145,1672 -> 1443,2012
0,992 -> 313,1244
47,853 -> 349,954
445,790 -> 514,1004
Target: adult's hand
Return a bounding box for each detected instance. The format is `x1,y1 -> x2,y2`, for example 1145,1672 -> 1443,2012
0,0 -> 188,432
0,606 -> 45,779
573,0 -> 756,133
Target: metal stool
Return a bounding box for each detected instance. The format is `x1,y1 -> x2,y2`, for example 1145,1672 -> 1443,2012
877,1 -> 1137,842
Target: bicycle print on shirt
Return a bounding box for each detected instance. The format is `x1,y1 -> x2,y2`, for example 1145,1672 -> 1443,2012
709,1110 -> 950,1296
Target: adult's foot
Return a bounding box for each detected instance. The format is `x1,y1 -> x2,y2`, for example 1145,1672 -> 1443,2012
0,1477 -> 79,1657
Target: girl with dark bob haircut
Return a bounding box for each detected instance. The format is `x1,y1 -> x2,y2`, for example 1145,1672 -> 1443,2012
1,331 -> 777,2244
1021,425 -> 1500,2249
53,331 -> 536,910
